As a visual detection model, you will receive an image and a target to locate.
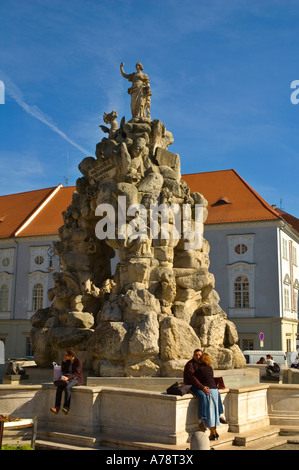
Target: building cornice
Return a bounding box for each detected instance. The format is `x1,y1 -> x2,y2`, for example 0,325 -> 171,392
0,235 -> 59,246
205,218 -> 299,243
204,219 -> 281,231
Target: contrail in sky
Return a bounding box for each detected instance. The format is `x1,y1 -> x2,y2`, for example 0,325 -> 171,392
0,72 -> 90,155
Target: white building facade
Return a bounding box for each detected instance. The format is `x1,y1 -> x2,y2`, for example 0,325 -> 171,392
0,237 -> 59,358
1,171 -> 298,358
205,220 -> 299,352
183,170 -> 299,353
0,185 -> 72,359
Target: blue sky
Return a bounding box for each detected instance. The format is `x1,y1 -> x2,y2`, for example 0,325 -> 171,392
1,0 -> 299,217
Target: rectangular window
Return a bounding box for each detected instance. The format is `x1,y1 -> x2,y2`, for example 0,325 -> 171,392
242,338 -> 254,350
0,285 -> 9,312
293,246 -> 298,266
25,337 -> 34,357
234,276 -> 250,308
284,287 -> 290,310
283,239 -> 288,260
32,283 -> 44,311
294,290 -> 298,313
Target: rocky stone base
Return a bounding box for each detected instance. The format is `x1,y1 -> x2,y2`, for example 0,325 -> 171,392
30,113 -> 246,375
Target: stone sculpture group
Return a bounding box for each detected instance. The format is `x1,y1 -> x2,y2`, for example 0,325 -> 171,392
30,63 -> 246,376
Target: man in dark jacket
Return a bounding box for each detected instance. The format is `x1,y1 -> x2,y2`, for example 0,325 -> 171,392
184,349 -> 210,431
50,348 -> 84,415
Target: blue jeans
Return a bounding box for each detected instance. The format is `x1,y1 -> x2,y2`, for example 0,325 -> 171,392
55,379 -> 78,410
190,385 -> 208,420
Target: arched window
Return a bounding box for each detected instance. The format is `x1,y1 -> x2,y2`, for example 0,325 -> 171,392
234,276 -> 249,308
0,284 -> 9,312
32,283 -> 44,311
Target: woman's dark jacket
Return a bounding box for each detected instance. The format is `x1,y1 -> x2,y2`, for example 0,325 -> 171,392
184,359 -> 216,390
197,363 -> 217,389
61,357 -> 84,385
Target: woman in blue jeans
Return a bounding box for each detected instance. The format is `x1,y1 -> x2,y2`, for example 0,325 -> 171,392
50,348 -> 84,415
184,350 -> 227,440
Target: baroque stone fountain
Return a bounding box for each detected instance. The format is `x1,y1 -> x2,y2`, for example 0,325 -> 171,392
30,62 -> 246,376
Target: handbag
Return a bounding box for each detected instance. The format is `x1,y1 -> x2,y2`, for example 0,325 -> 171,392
214,377 -> 225,389
53,362 -> 62,381
166,382 -> 192,396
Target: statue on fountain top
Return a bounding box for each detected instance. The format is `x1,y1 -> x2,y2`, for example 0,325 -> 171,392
120,62 -> 151,120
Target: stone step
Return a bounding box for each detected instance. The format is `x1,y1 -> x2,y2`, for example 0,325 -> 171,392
101,427 -> 299,451
35,426 -> 299,451
206,431 -> 236,450
36,430 -> 101,449
279,426 -> 299,436
100,435 -> 189,451
211,426 -> 288,450
35,439 -> 99,451
232,426 -> 281,447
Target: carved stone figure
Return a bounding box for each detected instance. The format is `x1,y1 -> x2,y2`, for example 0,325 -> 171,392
120,62 -> 151,119
99,110 -> 119,139
30,63 -> 246,375
6,361 -> 25,376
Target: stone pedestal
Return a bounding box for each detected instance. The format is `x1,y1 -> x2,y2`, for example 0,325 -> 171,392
190,431 -> 210,450
2,382 -> 299,447
2,374 -> 29,385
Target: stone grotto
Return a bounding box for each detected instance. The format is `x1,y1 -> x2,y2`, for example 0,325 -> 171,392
30,62 -> 246,376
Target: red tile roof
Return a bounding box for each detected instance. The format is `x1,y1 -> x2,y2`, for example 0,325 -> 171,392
0,187 -> 56,238
0,169 -> 296,239
0,185 -> 74,239
18,186 -> 75,237
182,169 -> 282,225
276,209 -> 299,233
